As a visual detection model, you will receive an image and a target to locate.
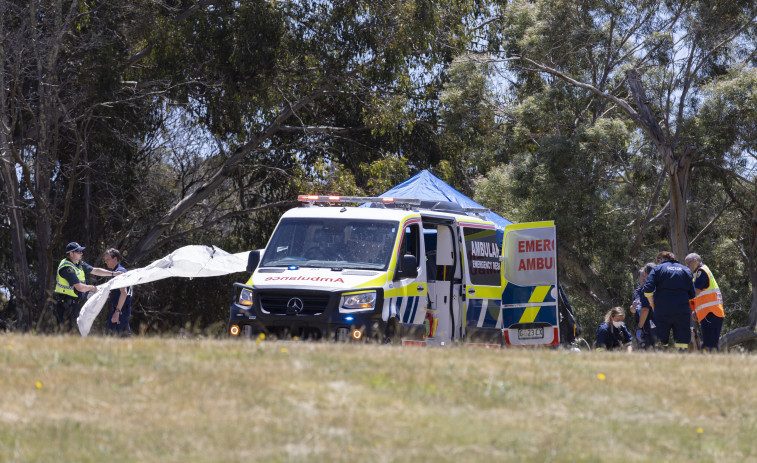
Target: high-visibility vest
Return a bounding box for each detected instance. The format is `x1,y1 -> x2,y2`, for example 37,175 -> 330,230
55,259 -> 85,298
691,264 -> 724,321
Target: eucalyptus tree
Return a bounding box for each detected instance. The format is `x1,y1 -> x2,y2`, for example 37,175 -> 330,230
1,0 -> 487,331
117,0 -> 490,263
695,68 -> 757,348
436,56 -> 505,194
0,0 -> 163,329
480,0 -> 757,262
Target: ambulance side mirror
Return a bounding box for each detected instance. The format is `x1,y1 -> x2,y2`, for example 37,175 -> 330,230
397,254 -> 418,279
246,250 -> 261,273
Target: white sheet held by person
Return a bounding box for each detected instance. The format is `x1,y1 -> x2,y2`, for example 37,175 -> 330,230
77,245 -> 249,337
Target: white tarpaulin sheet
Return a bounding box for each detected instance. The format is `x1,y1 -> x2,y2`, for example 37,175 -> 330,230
77,245 -> 250,337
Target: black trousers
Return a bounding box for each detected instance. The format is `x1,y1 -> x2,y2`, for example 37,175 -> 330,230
55,295 -> 81,333
700,312 -> 724,351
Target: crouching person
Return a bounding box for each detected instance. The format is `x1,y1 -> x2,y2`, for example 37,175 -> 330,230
595,307 -> 633,352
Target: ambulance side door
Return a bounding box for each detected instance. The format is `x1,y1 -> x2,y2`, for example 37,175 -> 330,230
387,220 -> 428,338
459,224 -> 505,347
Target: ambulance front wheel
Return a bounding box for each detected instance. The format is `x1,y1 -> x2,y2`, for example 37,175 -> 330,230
384,317 -> 401,345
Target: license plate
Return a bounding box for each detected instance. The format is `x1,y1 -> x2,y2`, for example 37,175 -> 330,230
518,327 -> 544,339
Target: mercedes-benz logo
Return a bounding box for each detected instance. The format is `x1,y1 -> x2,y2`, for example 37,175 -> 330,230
286,297 -> 304,314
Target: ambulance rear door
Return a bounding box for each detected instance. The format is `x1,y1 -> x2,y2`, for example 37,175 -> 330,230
500,221 -> 559,346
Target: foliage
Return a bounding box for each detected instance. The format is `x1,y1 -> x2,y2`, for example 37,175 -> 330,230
697,66 -> 757,330
0,0 -> 486,332
2,0 -> 757,340
469,0 -> 757,335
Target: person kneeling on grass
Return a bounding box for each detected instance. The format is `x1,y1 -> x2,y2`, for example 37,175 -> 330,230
595,307 -> 633,352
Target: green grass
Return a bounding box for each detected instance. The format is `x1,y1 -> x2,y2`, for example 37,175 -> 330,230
1,334 -> 756,462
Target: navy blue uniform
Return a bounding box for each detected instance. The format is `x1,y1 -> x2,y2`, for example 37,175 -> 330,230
105,263 -> 132,336
632,285 -> 655,348
643,260 -> 695,348
595,322 -> 632,350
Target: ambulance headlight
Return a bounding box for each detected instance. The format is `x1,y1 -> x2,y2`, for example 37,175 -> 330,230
341,291 -> 376,310
238,288 -> 254,307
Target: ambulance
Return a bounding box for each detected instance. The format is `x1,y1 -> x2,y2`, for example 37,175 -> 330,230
228,195 -> 573,346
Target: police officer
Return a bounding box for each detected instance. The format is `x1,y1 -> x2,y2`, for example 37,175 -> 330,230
685,253 -> 724,352
103,248 -> 132,336
643,251 -> 696,350
54,242 -> 118,333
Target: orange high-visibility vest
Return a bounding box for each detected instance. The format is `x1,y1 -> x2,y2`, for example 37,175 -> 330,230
691,264 -> 724,321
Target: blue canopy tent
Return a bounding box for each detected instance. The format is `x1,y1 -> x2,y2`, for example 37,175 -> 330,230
376,170 -> 512,241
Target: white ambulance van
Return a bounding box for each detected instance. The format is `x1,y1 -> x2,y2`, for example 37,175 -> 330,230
228,195 -> 567,346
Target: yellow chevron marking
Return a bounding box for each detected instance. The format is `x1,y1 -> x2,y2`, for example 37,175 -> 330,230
518,286 -> 550,323
354,273 -> 390,289
519,306 -> 540,323
529,286 -> 550,303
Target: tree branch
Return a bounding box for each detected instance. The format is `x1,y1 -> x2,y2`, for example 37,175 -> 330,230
628,167 -> 667,256
688,198 -> 732,248
625,69 -> 667,148
129,84 -> 336,263
514,56 -> 643,127
143,200 -> 299,255
277,125 -> 371,135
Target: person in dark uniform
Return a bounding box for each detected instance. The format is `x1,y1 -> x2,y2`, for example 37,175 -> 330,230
54,242 -> 120,333
630,262 -> 656,349
595,307 -> 633,351
103,248 -> 133,336
643,251 -> 696,350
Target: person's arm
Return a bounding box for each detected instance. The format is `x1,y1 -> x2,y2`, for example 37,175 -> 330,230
693,268 -> 709,296
620,325 -> 633,352
61,266 -> 97,293
637,291 -> 650,325
621,325 -> 632,343
73,281 -> 97,293
90,267 -> 124,277
111,288 -> 128,323
637,307 -> 650,329
595,325 -> 610,351
643,269 -> 656,310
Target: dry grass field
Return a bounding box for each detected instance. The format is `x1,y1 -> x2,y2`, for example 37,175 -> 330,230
1,333 -> 756,462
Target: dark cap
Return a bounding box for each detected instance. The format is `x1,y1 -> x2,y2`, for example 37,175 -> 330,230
65,242 -> 86,253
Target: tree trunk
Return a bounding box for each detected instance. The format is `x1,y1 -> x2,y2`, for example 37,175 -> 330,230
0,1 -> 33,330
666,149 -> 692,260
627,70 -> 693,259
0,157 -> 33,330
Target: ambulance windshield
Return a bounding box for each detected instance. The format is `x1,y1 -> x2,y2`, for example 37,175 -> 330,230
261,218 -> 399,270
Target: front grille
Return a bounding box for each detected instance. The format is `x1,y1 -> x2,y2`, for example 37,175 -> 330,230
258,292 -> 332,316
